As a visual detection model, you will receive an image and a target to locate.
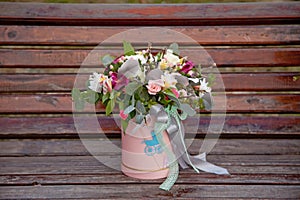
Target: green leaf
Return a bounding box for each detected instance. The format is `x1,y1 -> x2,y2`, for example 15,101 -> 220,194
180,103 -> 196,116
74,98 -> 85,111
121,119 -> 129,132
71,88 -> 81,100
202,93 -> 213,110
164,90 -> 180,107
105,99 -> 115,116
125,82 -> 142,95
124,105 -> 135,115
101,54 -> 115,66
102,93 -> 109,103
123,40 -> 135,56
136,100 -> 146,114
168,43 -> 180,55
81,90 -> 100,104
135,114 -> 144,124
207,74 -> 216,87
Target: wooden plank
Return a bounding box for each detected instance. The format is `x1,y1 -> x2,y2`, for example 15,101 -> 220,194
1,25 -> 299,46
0,115 -> 299,136
1,73 -> 299,92
0,184 -> 299,199
1,173 -> 299,186
0,155 -> 299,175
0,48 -> 299,68
0,2 -> 299,26
0,139 -> 299,156
0,94 -> 299,114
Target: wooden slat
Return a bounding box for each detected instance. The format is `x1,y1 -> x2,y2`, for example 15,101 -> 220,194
1,48 -> 299,67
1,73 -> 299,92
1,25 -> 300,45
0,2 -> 299,26
0,94 -> 299,113
1,173 -> 299,186
0,184 -> 299,199
0,139 -> 299,156
0,116 -> 299,136
0,155 -> 299,175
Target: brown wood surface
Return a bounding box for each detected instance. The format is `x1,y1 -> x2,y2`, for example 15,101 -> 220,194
1,173 -> 300,186
0,94 -> 299,113
1,48 -> 299,67
0,184 -> 299,199
1,73 -> 299,92
0,139 -> 299,156
0,155 -> 299,175
0,2 -> 299,26
0,115 -> 299,137
1,2 -> 299,199
1,25 -> 300,46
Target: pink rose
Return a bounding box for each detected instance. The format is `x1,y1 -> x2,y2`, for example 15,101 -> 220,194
146,79 -> 164,95
119,110 -> 128,120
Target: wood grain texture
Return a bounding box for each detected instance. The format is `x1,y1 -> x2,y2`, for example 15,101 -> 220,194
1,25 -> 299,45
0,155 -> 299,175
0,94 -> 299,113
0,115 -> 299,137
1,173 -> 299,186
0,2 -> 299,26
0,184 -> 299,199
0,139 -> 299,156
1,73 -> 299,92
1,48 -> 299,67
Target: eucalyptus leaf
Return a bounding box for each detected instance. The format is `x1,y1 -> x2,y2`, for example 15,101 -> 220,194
71,88 -> 81,100
125,82 -> 142,95
136,100 -> 146,114
169,43 -> 180,55
118,59 -> 140,78
146,69 -> 163,82
124,105 -> 135,115
74,98 -> 85,111
202,93 -> 213,110
101,54 -> 115,66
180,103 -> 196,116
123,40 -> 135,56
81,90 -> 100,104
135,114 -> 144,124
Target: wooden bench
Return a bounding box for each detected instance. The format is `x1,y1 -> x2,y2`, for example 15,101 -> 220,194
0,2 -> 300,199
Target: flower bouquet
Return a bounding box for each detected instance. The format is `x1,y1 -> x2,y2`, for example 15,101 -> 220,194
72,41 -> 229,191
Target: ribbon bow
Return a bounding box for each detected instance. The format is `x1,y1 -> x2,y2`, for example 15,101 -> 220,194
150,104 -> 229,191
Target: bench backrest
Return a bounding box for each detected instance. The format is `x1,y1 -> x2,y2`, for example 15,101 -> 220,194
0,2 -> 299,139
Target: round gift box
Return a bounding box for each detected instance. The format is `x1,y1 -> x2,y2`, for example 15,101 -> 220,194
121,119 -> 171,179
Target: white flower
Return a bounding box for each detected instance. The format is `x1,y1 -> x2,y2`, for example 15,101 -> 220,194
88,72 -> 102,92
161,72 -> 177,88
164,49 -> 180,67
125,54 -> 147,65
200,78 -> 211,93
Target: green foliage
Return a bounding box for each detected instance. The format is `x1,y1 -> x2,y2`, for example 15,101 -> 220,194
101,54 -> 115,67
125,81 -> 142,95
123,40 -> 135,56
168,43 -> 180,55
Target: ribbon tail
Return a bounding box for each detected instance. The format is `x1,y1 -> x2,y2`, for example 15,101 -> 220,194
190,154 -> 230,175
187,153 -> 230,175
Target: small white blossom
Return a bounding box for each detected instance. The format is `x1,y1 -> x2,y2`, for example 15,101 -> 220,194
125,54 -> 147,65
88,72 -> 102,92
164,49 -> 180,67
161,72 -> 177,88
200,78 -> 211,93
